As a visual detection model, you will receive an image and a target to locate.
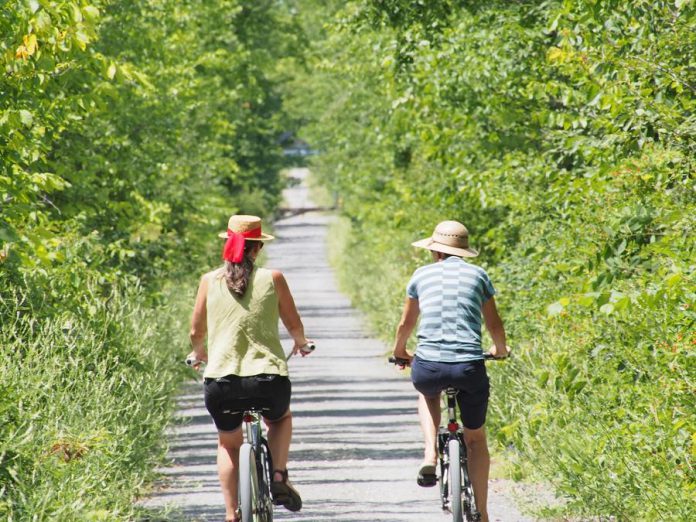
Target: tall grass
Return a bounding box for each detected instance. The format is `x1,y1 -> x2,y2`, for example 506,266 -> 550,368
0,277 -> 190,520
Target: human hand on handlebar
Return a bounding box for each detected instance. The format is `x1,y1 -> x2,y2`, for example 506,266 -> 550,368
390,349 -> 413,368
292,340 -> 316,357
185,350 -> 207,371
488,345 -> 511,359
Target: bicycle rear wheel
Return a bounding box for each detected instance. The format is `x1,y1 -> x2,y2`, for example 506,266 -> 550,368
448,439 -> 463,522
239,443 -> 263,522
461,453 -> 480,522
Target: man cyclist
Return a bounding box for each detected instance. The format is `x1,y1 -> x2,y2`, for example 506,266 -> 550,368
391,220 -> 509,522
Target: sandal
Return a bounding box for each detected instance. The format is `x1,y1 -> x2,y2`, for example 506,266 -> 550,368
224,507 -> 241,521
417,463 -> 437,487
270,469 -> 302,512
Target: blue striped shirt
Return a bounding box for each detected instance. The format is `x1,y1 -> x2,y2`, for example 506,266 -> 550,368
406,257 -> 496,362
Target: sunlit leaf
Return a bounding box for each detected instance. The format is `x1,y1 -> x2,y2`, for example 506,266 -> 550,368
19,110 -> 33,126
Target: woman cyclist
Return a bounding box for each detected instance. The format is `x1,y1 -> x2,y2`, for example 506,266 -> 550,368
187,214 -> 311,522
391,220 -> 509,522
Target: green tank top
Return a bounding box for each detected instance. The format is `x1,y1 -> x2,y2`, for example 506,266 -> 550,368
203,267 -> 288,378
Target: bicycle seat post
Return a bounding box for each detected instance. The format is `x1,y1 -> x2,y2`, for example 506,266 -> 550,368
445,387 -> 459,434
241,411 -> 252,445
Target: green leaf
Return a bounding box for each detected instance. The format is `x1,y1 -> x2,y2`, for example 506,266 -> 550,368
33,11 -> 52,32
70,3 -> 83,22
547,301 -> 565,316
19,110 -> 33,126
578,293 -> 598,307
83,6 -> 100,21
665,273 -> 681,288
599,303 -> 614,315
74,31 -> 90,50
106,63 -> 117,80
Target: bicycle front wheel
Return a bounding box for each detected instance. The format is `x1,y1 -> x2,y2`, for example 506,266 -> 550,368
448,439 -> 463,522
239,443 -> 262,522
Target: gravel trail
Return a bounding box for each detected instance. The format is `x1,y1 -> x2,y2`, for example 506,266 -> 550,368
143,168 -> 531,522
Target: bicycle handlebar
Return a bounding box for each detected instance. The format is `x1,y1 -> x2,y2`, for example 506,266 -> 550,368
186,342 -> 317,367
185,355 -> 202,367
388,352 -> 509,367
286,342 -> 316,361
300,341 -> 316,354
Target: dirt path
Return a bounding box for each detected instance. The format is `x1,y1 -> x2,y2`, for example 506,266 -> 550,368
143,168 -> 531,521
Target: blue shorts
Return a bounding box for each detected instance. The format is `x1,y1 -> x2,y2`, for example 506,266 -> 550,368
411,356 -> 490,430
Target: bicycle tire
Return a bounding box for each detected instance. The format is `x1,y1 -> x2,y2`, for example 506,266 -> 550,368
239,443 -> 261,522
257,441 -> 274,521
439,458 -> 449,512
448,439 -> 463,522
461,451 -> 480,522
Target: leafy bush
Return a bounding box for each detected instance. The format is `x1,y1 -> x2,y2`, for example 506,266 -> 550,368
291,0 -> 695,519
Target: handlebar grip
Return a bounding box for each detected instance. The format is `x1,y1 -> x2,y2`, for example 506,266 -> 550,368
185,356 -> 201,367
484,352 -> 511,361
300,342 -> 316,354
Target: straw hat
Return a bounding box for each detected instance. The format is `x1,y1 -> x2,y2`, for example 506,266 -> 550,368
411,220 -> 478,257
218,215 -> 274,240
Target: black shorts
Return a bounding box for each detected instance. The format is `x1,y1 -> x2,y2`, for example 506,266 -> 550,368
411,356 -> 490,430
204,374 -> 291,432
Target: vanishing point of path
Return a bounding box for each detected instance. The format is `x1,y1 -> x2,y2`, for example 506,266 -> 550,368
144,168 -> 532,522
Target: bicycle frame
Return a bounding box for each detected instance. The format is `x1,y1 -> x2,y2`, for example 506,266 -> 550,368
437,388 -> 479,522
244,411 -> 269,455
239,408 -> 274,522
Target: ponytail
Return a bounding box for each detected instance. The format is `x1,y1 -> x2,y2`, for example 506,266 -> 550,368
224,241 -> 257,297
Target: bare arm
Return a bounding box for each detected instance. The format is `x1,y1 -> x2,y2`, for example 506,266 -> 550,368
482,297 -> 509,358
188,275 -> 209,367
392,297 -> 420,361
273,270 -> 309,353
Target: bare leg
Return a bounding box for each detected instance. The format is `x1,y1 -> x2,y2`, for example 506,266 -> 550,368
463,426 -> 490,522
418,393 -> 441,465
265,409 -> 292,481
217,429 -> 244,521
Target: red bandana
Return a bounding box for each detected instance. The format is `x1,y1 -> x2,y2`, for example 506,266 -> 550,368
222,227 -> 262,263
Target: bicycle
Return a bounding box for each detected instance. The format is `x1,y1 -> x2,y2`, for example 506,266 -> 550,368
186,342 -> 315,522
390,353 -> 503,522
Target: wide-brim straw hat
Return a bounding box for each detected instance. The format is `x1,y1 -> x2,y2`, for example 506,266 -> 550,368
411,220 -> 478,257
218,215 -> 275,240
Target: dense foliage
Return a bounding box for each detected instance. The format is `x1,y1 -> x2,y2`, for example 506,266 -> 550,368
1,1 -> 299,518
290,0 -> 695,519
